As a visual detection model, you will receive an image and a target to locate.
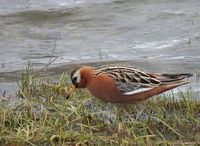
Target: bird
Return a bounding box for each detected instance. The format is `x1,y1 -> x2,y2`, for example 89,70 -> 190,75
67,64 -> 193,103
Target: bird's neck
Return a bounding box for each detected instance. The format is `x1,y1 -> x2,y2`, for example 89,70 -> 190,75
80,66 -> 95,88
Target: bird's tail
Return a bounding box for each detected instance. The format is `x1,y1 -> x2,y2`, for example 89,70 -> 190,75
121,73 -> 193,104
161,73 -> 193,79
160,73 -> 193,84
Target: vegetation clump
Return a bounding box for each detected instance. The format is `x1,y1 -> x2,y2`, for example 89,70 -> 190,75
0,69 -> 200,146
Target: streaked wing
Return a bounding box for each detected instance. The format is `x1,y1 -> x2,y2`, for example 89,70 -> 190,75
95,64 -> 161,95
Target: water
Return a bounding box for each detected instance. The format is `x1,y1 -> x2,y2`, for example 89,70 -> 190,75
0,0 -> 200,95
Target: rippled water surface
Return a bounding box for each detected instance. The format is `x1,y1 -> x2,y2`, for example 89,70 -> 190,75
0,0 -> 200,94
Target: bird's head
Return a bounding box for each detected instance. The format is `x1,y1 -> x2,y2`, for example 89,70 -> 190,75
67,66 -> 94,98
70,68 -> 84,88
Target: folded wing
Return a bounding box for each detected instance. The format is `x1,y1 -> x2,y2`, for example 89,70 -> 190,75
95,64 -> 192,95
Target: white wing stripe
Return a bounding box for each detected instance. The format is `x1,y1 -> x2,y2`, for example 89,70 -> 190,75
122,88 -> 153,95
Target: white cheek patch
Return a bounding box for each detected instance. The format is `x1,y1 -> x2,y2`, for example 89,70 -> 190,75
73,70 -> 81,83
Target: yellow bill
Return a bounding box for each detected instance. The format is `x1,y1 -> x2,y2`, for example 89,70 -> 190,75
66,84 -> 76,99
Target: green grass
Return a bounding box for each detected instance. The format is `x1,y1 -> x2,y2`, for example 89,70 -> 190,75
0,69 -> 200,146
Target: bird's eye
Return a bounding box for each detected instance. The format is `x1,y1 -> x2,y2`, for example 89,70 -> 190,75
72,77 -> 77,84
73,77 -> 77,81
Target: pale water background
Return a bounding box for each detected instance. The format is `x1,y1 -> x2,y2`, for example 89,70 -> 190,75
0,0 -> 200,96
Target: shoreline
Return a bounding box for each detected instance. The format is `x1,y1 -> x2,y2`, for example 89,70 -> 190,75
0,58 -> 199,98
